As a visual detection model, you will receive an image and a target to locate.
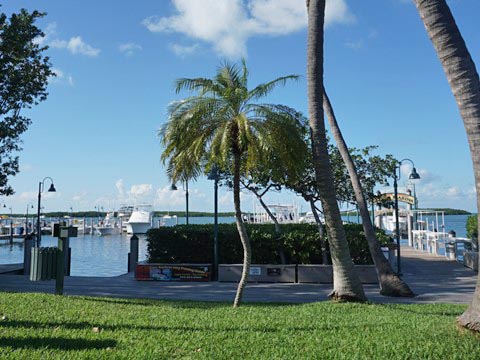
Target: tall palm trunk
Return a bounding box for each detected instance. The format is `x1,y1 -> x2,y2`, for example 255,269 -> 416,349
413,0 -> 480,331
307,0 -> 366,301
324,89 -> 414,297
233,152 -> 252,307
309,198 -> 329,264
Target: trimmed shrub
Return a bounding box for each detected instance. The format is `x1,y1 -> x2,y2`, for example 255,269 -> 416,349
146,223 -> 390,265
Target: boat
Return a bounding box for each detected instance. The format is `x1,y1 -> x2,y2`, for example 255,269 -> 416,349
299,211 -> 325,224
118,205 -> 134,233
71,218 -> 92,235
126,205 -> 153,234
95,211 -> 121,236
242,204 -> 300,224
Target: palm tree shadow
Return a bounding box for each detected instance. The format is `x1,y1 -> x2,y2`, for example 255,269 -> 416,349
0,336 -> 116,350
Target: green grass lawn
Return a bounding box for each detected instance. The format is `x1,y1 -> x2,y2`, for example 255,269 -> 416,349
0,292 -> 479,359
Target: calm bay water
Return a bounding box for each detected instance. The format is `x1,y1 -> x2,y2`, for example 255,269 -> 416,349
0,215 -> 470,277
0,216 -> 235,277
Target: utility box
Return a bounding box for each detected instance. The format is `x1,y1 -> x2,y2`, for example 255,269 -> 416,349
30,247 -> 59,281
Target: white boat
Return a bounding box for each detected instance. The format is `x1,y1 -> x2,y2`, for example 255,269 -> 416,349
95,211 -> 121,236
72,219 -> 92,235
299,211 -> 325,224
242,203 -> 300,224
118,205 -> 134,233
126,205 -> 153,234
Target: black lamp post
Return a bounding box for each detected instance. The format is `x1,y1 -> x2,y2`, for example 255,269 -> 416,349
393,159 -> 420,275
37,177 -> 56,246
207,166 -> 220,281
170,181 -> 189,225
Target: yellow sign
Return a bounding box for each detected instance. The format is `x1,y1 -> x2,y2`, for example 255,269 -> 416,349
377,193 -> 415,205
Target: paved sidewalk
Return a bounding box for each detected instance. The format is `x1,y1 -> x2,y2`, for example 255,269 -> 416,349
0,247 -> 477,304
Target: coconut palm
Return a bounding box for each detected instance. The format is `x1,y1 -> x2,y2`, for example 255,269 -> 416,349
412,0 -> 480,331
307,0 -> 366,301
324,88 -> 414,297
159,60 -> 300,307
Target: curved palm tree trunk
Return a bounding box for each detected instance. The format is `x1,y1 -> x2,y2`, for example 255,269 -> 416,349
307,0 -> 366,301
413,0 -> 480,331
324,89 -> 414,297
233,153 -> 252,308
309,199 -> 329,264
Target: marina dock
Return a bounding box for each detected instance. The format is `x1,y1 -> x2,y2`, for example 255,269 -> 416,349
0,246 -> 476,304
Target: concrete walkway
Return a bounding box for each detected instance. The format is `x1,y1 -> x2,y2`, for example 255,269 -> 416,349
0,247 -> 477,304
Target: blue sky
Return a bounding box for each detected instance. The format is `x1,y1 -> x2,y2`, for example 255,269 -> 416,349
1,0 -> 479,214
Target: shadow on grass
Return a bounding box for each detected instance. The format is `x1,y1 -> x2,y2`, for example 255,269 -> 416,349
1,319 -> 383,334
377,304 -> 463,317
0,336 -> 116,350
79,296 -> 300,310
79,296 -> 233,309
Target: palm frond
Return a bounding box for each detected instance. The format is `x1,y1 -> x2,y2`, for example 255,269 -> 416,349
247,75 -> 300,102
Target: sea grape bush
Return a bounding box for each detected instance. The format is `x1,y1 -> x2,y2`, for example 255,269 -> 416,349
146,223 -> 390,265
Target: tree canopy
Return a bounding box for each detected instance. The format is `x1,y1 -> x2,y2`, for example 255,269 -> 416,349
0,8 -> 53,195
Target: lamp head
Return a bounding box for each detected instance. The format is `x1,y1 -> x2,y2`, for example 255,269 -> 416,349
409,167 -> 421,180
48,183 -> 56,192
170,183 -> 178,191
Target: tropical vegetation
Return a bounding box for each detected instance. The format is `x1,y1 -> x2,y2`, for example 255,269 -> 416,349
146,223 -> 391,265
159,60 -> 305,306
0,9 -> 53,196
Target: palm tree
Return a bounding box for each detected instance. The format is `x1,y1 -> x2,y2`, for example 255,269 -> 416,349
159,60 -> 300,307
324,88 -> 414,297
307,0 -> 366,301
413,0 -> 480,332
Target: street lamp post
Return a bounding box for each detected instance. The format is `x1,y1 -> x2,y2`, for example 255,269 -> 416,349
208,166 -> 220,281
37,177 -> 56,246
170,181 -> 189,225
393,159 -> 420,275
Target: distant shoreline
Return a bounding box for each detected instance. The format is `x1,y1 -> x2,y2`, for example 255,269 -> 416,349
341,208 -> 472,216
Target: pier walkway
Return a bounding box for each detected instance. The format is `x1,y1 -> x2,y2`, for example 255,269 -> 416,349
0,246 -> 477,304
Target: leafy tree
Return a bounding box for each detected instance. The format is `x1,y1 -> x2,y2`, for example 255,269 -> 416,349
0,9 -> 53,195
159,60 -> 299,307
412,0 -> 480,332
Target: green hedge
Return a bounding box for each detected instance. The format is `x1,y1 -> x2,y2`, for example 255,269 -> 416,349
146,223 -> 390,265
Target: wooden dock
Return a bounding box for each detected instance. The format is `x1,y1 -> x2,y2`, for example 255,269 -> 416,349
0,263 -> 23,274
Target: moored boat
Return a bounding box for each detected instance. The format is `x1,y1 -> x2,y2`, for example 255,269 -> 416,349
126,205 -> 153,234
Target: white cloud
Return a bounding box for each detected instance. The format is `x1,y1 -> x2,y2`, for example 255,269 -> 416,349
51,36 -> 100,57
143,0 -> 354,58
169,43 -> 199,57
50,67 -> 74,86
345,39 -> 363,50
130,184 -> 153,198
118,42 -> 143,56
154,185 -> 207,209
115,179 -> 125,197
35,22 -> 100,57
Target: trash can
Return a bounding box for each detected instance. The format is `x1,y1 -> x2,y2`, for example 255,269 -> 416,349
30,247 -> 59,281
